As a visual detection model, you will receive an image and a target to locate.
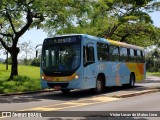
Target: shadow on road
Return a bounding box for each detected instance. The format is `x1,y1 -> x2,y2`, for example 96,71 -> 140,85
0,85 -> 149,104
142,80 -> 160,83
143,76 -> 160,83
0,95 -> 41,103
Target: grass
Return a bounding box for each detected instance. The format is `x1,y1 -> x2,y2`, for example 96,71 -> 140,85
0,63 -> 41,94
147,72 -> 160,77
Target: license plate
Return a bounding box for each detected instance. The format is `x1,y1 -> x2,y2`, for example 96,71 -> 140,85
54,86 -> 61,90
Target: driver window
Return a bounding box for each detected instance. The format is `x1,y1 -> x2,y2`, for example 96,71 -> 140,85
83,46 -> 95,67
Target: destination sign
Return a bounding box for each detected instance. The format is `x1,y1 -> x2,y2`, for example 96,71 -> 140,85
43,36 -> 81,46
52,37 -> 77,43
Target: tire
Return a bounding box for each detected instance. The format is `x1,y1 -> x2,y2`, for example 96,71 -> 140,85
94,76 -> 104,94
123,74 -> 135,88
61,89 -> 70,94
128,74 -> 135,88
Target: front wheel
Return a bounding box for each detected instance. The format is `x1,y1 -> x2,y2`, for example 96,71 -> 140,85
93,76 -> 104,94
61,89 -> 70,94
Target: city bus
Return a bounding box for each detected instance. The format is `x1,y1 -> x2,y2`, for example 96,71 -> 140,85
40,34 -> 146,94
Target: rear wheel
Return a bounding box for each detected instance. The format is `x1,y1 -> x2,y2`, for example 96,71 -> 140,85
94,76 -> 104,94
129,74 -> 135,87
61,89 -> 70,94
123,74 -> 135,88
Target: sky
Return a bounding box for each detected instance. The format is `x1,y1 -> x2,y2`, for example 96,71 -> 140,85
0,11 -> 160,59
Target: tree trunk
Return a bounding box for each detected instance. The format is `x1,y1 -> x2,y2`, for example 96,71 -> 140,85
9,47 -> 19,79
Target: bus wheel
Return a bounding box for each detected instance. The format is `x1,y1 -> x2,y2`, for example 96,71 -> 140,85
61,89 -> 70,94
94,76 -> 104,94
129,74 -> 135,87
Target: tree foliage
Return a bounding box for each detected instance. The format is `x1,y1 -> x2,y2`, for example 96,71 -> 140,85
31,57 -> 40,67
19,40 -> 33,60
55,0 -> 160,47
0,0 -> 79,79
146,48 -> 160,72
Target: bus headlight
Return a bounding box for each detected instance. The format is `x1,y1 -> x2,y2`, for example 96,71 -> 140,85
75,75 -> 79,79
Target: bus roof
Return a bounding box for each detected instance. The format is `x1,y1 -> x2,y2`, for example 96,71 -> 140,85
53,34 -> 144,50
107,39 -> 144,50
82,34 -> 144,50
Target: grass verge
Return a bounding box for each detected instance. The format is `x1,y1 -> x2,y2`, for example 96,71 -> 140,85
0,64 -> 41,94
147,72 -> 160,77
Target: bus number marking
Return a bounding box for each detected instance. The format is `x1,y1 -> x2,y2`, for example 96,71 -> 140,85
97,64 -> 105,71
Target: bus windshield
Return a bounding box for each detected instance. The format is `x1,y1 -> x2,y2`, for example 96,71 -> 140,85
42,36 -> 81,75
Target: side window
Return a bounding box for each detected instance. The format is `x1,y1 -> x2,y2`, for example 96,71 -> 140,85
109,45 -> 119,61
141,51 -> 145,63
45,50 -> 49,67
88,46 -> 95,61
137,50 -> 142,62
120,47 -> 128,62
129,49 -> 136,62
83,46 -> 95,67
97,42 -> 109,61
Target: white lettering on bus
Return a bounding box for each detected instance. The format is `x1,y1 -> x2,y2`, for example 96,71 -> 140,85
97,64 -> 105,71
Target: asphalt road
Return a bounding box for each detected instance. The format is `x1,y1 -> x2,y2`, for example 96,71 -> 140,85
0,75 -> 160,120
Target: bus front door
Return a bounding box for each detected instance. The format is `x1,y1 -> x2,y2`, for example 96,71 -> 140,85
83,44 -> 96,89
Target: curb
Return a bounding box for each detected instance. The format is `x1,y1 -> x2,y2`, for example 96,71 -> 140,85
0,89 -> 56,96
113,89 -> 160,98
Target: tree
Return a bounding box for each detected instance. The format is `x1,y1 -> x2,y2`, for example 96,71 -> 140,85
45,0 -> 93,36
31,57 -> 40,67
146,48 -> 160,72
111,23 -> 160,47
0,0 -> 77,79
0,0 -> 43,79
55,0 -> 160,47
20,40 -> 33,60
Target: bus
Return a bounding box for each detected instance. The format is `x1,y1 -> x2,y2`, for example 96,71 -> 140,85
40,34 -> 146,94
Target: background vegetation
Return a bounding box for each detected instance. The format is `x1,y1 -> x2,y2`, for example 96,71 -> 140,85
0,63 -> 40,94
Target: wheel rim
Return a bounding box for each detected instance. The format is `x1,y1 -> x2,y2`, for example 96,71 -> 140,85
131,76 -> 135,86
97,80 -> 102,92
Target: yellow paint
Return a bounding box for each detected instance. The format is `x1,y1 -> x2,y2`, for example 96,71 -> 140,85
90,96 -> 119,102
42,73 -> 77,82
28,107 -> 58,111
20,96 -> 120,111
126,63 -> 145,82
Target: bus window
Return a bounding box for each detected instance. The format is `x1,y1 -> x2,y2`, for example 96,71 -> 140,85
137,50 -> 142,62
141,51 -> 145,63
120,47 -> 128,62
109,45 -> 119,61
84,46 -> 95,67
42,50 -> 49,68
129,49 -> 136,62
97,42 -> 109,61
